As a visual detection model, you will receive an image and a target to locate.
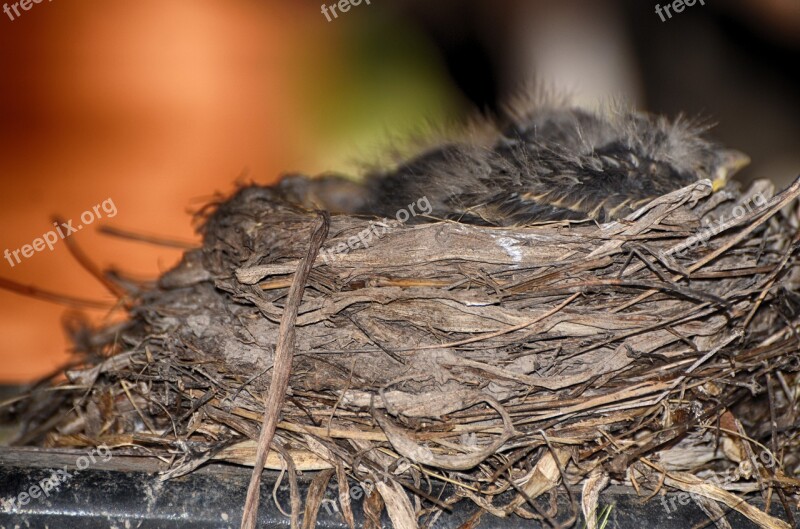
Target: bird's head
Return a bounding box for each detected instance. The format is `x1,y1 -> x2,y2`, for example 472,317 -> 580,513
692,148 -> 751,192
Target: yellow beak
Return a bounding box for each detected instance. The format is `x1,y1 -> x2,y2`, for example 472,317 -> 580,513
712,150 -> 751,192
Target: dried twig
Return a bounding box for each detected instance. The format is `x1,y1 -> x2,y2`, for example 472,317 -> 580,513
240,212 -> 329,529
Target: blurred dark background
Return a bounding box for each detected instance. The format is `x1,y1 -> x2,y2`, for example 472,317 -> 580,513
1,0 -> 798,381
399,0 -> 800,184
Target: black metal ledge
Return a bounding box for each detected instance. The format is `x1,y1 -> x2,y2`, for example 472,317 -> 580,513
0,447 -> 797,528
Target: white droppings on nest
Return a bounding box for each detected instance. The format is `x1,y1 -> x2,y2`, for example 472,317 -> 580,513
493,235 -> 523,262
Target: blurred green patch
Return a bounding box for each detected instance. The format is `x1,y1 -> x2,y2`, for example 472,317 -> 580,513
297,7 -> 467,174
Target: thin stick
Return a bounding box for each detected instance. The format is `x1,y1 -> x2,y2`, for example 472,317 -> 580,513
120,380 -> 157,435
54,216 -> 128,302
0,276 -> 114,310
686,177 -> 800,274
240,213 -> 329,529
98,225 -> 198,249
403,292 -> 580,351
613,176 -> 800,313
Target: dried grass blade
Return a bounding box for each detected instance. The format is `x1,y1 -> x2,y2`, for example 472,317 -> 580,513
240,212 -> 329,529
301,468 -> 335,529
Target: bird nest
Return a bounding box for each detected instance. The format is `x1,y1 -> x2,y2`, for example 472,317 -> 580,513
8,176 -> 800,528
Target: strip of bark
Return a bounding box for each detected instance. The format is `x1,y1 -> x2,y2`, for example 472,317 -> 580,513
240,212 -> 330,529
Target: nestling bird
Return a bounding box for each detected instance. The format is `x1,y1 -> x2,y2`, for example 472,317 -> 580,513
280,102 -> 750,225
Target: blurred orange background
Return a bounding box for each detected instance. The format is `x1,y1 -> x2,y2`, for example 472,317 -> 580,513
0,0 -> 461,382
0,1 -> 307,381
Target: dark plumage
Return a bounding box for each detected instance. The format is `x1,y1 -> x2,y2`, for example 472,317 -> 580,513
281,103 -> 750,225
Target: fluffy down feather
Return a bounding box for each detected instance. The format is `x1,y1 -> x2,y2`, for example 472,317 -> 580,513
282,100 -> 749,225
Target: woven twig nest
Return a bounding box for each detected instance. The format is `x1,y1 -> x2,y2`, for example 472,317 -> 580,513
10,176 -> 800,528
